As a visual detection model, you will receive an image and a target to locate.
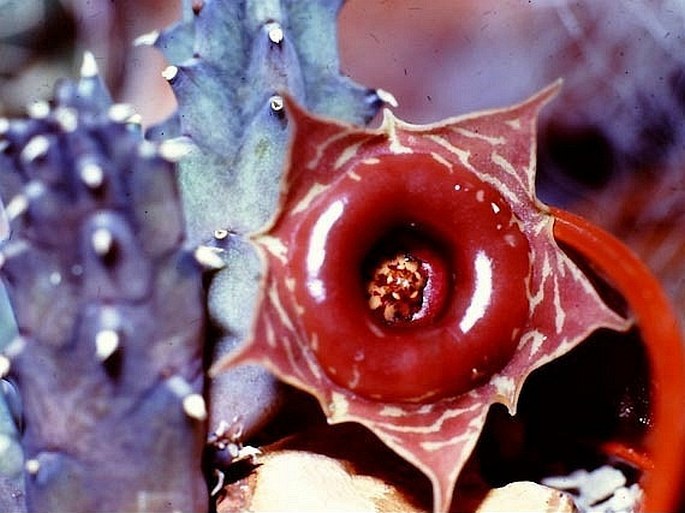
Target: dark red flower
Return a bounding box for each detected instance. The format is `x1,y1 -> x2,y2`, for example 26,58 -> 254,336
213,83 -> 629,511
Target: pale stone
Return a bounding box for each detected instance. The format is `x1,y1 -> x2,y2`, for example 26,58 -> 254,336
246,450 -> 417,513
218,447 -> 577,513
474,481 -> 577,513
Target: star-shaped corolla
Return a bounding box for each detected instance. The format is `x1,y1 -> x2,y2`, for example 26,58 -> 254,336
212,82 -> 629,512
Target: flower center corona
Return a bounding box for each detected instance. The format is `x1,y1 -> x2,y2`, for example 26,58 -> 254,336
361,227 -> 451,329
367,253 -> 427,324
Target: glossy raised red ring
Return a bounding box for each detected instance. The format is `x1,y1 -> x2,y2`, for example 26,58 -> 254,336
288,153 -> 531,402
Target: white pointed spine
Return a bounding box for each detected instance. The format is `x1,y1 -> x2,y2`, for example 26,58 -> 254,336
95,330 -> 120,362
79,162 -> 104,189
269,95 -> 284,113
25,459 -> 40,476
213,229 -> 229,240
267,22 -> 284,44
20,135 -> 50,163
108,104 -> 137,123
166,376 -> 207,421
193,245 -> 226,270
158,137 -> 195,162
54,107 -> 79,132
91,227 -> 114,256
377,88 -> 399,108
161,65 -> 179,82
183,394 -> 208,421
0,354 -> 9,378
4,194 -> 29,221
27,101 -> 50,119
81,51 -> 98,78
133,30 -> 159,47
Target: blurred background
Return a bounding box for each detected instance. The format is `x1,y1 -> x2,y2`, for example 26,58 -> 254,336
1,0 -> 682,319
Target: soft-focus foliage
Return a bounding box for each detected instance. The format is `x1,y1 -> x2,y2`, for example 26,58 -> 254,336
0,60 -> 207,513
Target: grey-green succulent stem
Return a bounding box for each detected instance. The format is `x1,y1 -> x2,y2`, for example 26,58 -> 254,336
149,0 -> 382,444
